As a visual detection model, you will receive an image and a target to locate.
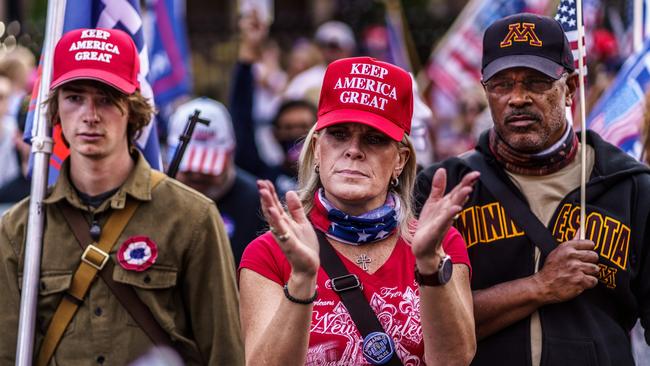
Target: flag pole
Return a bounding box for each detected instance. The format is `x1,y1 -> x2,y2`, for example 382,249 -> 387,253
384,0 -> 422,73
634,0 -> 644,53
16,0 -> 66,364
576,0 -> 587,241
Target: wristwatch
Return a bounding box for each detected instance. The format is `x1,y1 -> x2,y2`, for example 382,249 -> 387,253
414,255 -> 453,286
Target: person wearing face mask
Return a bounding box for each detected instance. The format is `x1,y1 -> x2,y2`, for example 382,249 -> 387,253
269,100 -> 318,195
415,13 -> 650,366
231,11 -> 317,198
168,97 -> 266,265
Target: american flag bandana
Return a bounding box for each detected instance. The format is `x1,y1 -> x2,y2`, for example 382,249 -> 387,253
309,189 -> 401,245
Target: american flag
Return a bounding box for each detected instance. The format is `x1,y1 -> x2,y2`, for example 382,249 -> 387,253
423,0 -> 550,121
554,0 -> 588,76
24,0 -> 162,184
587,40 -> 650,158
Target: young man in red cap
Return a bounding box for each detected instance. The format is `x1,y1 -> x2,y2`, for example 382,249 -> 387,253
416,13 -> 650,366
0,28 -> 243,365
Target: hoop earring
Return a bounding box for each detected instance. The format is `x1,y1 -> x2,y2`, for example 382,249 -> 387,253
315,165 -> 320,174
391,177 -> 399,188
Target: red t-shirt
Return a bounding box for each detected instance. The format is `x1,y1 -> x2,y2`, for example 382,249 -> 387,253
239,228 -> 470,365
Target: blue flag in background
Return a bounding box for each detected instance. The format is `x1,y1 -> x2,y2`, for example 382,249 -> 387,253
145,0 -> 192,111
24,0 -> 163,184
587,40 -> 650,158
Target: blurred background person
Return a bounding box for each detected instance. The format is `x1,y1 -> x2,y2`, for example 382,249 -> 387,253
361,25 -> 391,62
410,74 -> 437,170
252,38 -> 321,171
0,45 -> 35,122
435,85 -> 488,160
168,97 -> 265,265
286,39 -> 323,82
0,72 -> 20,189
0,46 -> 37,207
284,20 -> 357,103
232,11 -> 317,198
315,20 -> 357,64
252,38 -> 287,127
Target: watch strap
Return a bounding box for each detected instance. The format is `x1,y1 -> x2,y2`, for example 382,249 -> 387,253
414,255 -> 452,286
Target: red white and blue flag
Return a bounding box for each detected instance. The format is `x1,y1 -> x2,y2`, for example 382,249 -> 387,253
423,0 -> 549,121
554,0 -> 588,76
587,40 -> 650,158
24,0 -> 163,184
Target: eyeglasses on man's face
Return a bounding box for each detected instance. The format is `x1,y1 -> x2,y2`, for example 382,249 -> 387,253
482,73 -> 568,95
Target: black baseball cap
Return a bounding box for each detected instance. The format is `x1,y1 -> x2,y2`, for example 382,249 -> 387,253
482,13 -> 575,81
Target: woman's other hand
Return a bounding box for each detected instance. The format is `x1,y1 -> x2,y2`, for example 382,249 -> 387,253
412,169 -> 479,272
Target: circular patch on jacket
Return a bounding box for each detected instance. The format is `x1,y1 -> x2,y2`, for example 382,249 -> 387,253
117,236 -> 158,272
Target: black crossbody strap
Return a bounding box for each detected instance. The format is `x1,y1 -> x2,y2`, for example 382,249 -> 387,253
316,231 -> 403,366
464,152 -> 558,256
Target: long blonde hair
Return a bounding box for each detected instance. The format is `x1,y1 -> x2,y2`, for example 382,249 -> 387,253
297,124 -> 418,240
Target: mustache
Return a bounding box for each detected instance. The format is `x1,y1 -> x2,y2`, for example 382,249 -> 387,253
505,110 -> 542,123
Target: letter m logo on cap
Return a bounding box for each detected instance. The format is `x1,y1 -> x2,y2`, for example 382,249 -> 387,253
499,23 -> 542,48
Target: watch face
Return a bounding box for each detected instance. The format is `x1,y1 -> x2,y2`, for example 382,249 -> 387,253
438,257 -> 453,284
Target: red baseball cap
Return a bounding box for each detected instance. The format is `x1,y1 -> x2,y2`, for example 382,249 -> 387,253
316,57 -> 413,141
50,28 -> 140,94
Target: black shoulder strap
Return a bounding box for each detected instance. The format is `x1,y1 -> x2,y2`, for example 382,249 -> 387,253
464,152 -> 558,256
316,231 -> 403,366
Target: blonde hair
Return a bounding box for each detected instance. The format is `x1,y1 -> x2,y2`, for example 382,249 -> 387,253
297,124 -> 418,241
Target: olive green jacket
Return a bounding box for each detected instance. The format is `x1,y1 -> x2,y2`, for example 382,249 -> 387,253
0,153 -> 244,365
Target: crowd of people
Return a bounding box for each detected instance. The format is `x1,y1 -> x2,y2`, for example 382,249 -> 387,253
0,8 -> 649,366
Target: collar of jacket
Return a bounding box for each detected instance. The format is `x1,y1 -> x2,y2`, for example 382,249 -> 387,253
44,150 -> 155,211
475,129 -> 650,183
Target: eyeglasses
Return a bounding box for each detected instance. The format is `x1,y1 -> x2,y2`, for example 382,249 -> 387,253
482,73 -> 568,95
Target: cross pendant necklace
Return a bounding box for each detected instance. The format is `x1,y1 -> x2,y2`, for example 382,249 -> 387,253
356,254 -> 372,271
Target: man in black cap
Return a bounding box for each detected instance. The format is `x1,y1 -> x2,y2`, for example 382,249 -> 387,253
415,13 -> 650,366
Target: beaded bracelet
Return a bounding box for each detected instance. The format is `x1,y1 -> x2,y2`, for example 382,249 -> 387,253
283,284 -> 318,305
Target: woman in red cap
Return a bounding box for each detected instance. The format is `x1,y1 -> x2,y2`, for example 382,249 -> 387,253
239,57 -> 478,365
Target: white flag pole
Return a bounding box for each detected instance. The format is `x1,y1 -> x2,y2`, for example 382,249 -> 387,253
576,0 -> 587,241
635,0 -> 644,53
15,0 -> 66,364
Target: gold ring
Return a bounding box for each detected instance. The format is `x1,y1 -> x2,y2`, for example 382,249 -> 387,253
277,233 -> 291,242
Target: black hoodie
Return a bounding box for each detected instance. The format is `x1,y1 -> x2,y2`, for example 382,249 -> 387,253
415,130 -> 650,366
